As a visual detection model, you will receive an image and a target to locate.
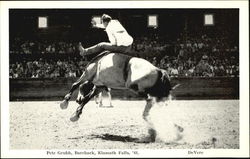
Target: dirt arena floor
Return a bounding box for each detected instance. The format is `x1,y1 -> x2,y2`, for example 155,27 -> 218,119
9,99 -> 239,149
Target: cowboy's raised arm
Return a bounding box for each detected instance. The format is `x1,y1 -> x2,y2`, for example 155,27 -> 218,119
94,23 -> 105,29
91,19 -> 105,29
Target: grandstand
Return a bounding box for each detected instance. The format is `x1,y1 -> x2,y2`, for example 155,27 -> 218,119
9,9 -> 239,79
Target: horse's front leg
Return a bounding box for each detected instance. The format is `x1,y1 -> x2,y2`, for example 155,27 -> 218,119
60,82 -> 82,109
142,96 -> 157,142
60,72 -> 87,109
70,86 -> 99,122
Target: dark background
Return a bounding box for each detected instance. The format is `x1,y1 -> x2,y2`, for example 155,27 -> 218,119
9,9 -> 239,45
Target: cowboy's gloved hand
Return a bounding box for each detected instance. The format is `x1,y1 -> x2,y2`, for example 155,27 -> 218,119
91,19 -> 97,27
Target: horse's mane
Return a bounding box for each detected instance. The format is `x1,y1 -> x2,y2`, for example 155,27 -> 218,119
89,51 -> 110,64
84,51 -> 111,71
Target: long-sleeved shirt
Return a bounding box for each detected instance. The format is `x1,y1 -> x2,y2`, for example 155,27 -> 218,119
98,20 -> 133,46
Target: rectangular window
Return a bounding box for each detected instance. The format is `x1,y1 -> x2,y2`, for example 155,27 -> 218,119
204,14 -> 214,26
148,15 -> 158,28
38,16 -> 48,28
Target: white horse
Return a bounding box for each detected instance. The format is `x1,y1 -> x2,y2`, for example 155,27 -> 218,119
60,51 -> 175,142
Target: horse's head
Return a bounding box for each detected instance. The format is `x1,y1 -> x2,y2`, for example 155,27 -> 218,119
159,69 -> 172,97
147,69 -> 179,108
145,69 -> 172,99
156,69 -> 181,103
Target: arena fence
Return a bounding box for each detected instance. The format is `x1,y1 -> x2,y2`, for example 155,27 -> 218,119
9,77 -> 239,101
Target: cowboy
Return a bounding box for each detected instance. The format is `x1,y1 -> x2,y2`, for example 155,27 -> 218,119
79,14 -> 133,56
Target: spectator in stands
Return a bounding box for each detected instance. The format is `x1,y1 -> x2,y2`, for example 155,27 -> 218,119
186,64 -> 195,77
68,68 -> 77,77
194,55 -> 213,77
170,65 -> 179,77
31,70 -> 38,78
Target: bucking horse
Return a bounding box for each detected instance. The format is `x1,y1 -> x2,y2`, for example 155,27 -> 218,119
60,51 -> 178,142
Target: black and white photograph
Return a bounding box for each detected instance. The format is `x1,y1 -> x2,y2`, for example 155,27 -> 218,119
1,0 -> 249,158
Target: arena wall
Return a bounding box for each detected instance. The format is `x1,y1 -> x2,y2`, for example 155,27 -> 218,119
9,77 -> 239,101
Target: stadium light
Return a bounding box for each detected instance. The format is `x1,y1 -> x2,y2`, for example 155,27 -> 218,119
38,16 -> 48,28
204,14 -> 214,26
148,15 -> 158,28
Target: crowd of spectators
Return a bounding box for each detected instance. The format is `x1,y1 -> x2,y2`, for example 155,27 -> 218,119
9,33 -> 239,79
9,57 -> 88,79
10,37 -> 77,54
152,32 -> 239,77
154,54 -> 239,77
132,33 -> 168,56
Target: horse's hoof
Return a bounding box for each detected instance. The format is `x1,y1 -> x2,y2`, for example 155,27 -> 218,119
148,128 -> 156,142
70,113 -> 80,122
174,124 -> 184,132
138,136 -> 154,143
60,100 -> 69,109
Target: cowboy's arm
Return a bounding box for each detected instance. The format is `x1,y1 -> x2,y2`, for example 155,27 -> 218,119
93,24 -> 105,29
91,19 -> 105,29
